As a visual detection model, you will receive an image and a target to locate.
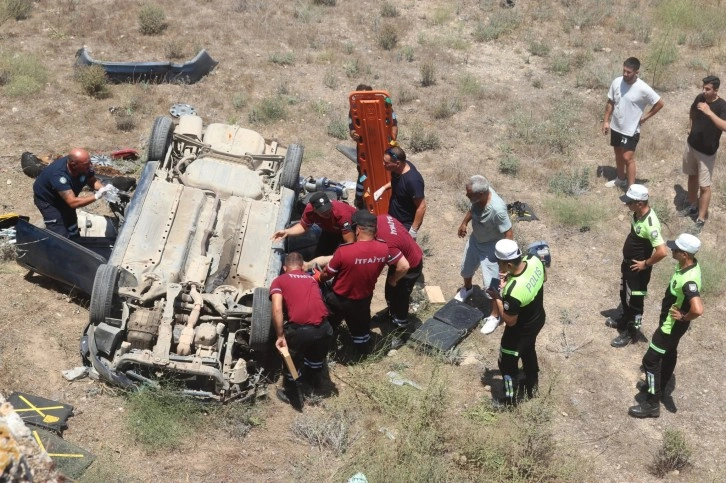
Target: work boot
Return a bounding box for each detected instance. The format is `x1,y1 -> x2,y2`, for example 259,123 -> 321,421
628,398 -> 660,418
611,331 -> 634,348
277,381 -> 304,411
604,316 -> 622,329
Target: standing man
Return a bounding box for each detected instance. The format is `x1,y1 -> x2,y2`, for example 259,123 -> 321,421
628,234 -> 703,418
377,214 -> 424,328
33,148 -> 116,238
271,252 -> 334,409
679,75 -> 726,234
602,57 -> 664,188
373,146 -> 426,238
271,192 -> 355,257
608,184 -> 668,348
455,175 -> 513,335
488,239 -> 546,407
320,210 -> 401,355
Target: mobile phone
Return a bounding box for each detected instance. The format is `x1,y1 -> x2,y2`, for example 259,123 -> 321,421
488,277 -> 500,294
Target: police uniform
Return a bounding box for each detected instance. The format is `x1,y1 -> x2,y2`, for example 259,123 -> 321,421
377,214 -> 423,326
270,269 -> 333,384
498,255 -> 546,402
299,200 -> 356,257
618,207 -> 664,334
32,156 -> 95,238
642,261 -> 702,402
324,238 -> 397,351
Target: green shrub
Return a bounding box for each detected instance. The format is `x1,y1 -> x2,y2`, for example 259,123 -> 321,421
397,87 -> 415,104
458,73 -> 483,99
311,99 -> 330,116
649,428 -> 691,478
1,0 -> 32,20
432,97 -> 461,119
232,92 -> 247,110
323,69 -> 338,89
544,195 -> 608,228
312,0 -> 336,5
269,51 -> 295,65
344,58 -> 360,78
472,10 -> 521,42
499,147 -> 520,176
248,96 -> 287,124
0,52 -> 47,97
138,4 -> 166,35
164,40 -> 185,60
327,117 -> 349,140
408,124 -> 440,152
378,23 -> 398,50
549,53 -> 571,75
76,64 -> 110,99
420,61 -> 435,87
292,407 -> 358,455
380,1 -> 398,18
548,167 -> 590,196
115,114 -> 136,132
398,46 -> 415,62
527,40 -> 550,57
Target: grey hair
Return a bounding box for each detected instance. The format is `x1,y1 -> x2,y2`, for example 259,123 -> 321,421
468,175 -> 490,194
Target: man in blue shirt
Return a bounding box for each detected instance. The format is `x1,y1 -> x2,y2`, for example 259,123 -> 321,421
32,148 -> 114,238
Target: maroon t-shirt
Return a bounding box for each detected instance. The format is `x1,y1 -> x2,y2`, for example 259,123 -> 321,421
269,270 -> 328,325
300,201 -> 355,234
376,215 -> 423,269
326,239 -> 397,300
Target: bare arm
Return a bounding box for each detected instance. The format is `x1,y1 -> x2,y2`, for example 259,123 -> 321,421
640,98 -> 664,124
458,209 -> 472,238
669,296 -> 704,322
411,198 -> 426,231
88,176 -> 103,191
602,99 -> 614,135
342,230 -> 355,244
631,243 -> 668,272
271,222 -> 306,242
58,189 -> 97,209
698,102 -> 726,131
271,293 -> 287,350
388,256 -> 410,286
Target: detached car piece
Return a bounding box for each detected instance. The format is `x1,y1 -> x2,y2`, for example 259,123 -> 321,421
83,114 -> 302,400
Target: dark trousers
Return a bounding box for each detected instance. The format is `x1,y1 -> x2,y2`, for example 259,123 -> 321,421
642,321 -> 689,401
34,197 -> 79,238
283,320 -> 333,382
498,320 -> 544,400
315,231 -> 344,258
619,260 -> 652,333
324,291 -> 372,347
385,262 -> 423,321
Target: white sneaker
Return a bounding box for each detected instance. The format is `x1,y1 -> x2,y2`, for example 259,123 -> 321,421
454,286 -> 474,302
604,177 -> 627,188
480,316 -> 501,334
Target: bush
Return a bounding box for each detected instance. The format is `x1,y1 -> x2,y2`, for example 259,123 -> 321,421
544,195 -> 608,228
1,0 -> 32,20
115,114 -> 136,132
327,118 -> 349,140
76,64 -> 110,99
269,51 -> 295,65
248,96 -> 287,124
0,52 -> 47,97
323,69 -> 338,89
398,46 -> 415,62
232,92 -> 247,110
472,10 -> 521,42
548,167 -> 591,196
432,97 -> 461,119
458,73 -> 484,99
312,0 -> 336,5
499,151 -> 520,176
380,1 -> 398,18
291,407 -> 358,455
527,40 -> 550,57
138,4 -> 167,35
378,23 -> 398,50
344,58 -> 360,78
649,428 -> 691,478
420,62 -> 435,87
164,40 -> 185,60
408,125 -> 440,153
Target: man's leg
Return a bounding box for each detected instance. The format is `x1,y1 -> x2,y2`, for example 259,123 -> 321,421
519,327 -> 543,399
614,146 -> 626,181
386,263 -> 422,326
345,298 -> 373,355
687,175 -> 700,207
698,185 -> 711,221
622,149 -> 636,186
456,237 -> 478,301
497,327 -> 521,406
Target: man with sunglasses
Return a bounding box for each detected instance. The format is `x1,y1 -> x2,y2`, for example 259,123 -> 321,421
608,184 -> 667,348
629,233 -> 703,418
374,146 -> 426,239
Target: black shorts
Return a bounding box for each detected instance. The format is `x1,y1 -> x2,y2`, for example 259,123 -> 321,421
610,130 -> 640,151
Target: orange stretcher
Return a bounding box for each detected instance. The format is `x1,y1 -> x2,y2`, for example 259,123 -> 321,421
349,90 -> 395,215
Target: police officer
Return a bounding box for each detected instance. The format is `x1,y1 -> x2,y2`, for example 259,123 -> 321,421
32,148 -> 115,238
271,191 -> 355,257
608,184 -> 667,348
377,214 -> 424,328
629,234 -> 704,418
320,210 -> 400,355
271,252 -> 334,409
488,239 -> 546,407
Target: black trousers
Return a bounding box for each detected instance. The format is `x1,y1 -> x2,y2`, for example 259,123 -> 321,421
498,320 -> 544,399
324,291 -> 372,347
619,260 -> 652,333
385,262 -> 423,321
282,320 -> 333,381
642,321 -> 689,401
34,197 -> 79,238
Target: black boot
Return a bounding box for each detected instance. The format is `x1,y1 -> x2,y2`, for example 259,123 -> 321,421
628,398 -> 660,418
611,330 -> 634,348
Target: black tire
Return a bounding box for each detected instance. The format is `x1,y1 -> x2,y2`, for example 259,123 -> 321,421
280,144 -> 303,193
147,116 -> 173,162
89,264 -> 119,326
21,152 -> 46,178
250,287 -> 273,354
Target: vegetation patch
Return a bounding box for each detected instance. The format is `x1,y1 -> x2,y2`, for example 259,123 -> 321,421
248,96 -> 287,124
408,124 -> 440,153
472,10 -> 520,42
269,51 -> 295,66
75,64 -> 110,99
544,195 -> 610,228
420,61 -> 435,87
548,167 -> 591,197
1,0 -> 32,21
327,117 -> 349,140
378,23 -> 398,51
0,52 -> 47,97
649,428 -> 691,478
292,405 -> 358,455
138,4 -> 167,35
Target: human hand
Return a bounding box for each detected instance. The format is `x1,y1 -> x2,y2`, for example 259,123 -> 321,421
457,223 -> 467,238
669,305 -> 684,321
312,266 -> 322,282
697,102 -> 713,115
95,184 -> 120,203
374,186 -> 387,201
601,121 -> 610,135
408,227 -> 417,240
271,229 -> 287,242
630,259 -> 646,272
350,130 -> 361,142
275,335 -> 287,351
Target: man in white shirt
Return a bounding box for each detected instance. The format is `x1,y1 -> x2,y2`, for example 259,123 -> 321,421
601,57 -> 664,188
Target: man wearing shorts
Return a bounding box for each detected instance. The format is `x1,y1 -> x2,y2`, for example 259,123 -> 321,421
602,57 -> 664,188
679,75 -> 726,234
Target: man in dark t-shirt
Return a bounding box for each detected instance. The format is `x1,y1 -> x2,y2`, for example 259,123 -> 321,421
680,75 -> 726,234
374,146 -> 426,238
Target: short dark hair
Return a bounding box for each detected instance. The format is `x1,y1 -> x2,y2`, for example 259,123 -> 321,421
385,146 -> 406,163
356,84 -> 373,91
284,252 -> 304,268
623,57 -> 640,71
703,75 -> 720,90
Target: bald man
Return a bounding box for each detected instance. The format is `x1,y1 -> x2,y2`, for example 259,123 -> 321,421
32,148 -> 111,238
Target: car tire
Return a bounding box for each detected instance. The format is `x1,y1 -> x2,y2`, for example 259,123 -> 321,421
147,116 -> 173,162
21,152 -> 47,178
250,286 -> 273,354
280,144 -> 303,193
90,264 -> 119,327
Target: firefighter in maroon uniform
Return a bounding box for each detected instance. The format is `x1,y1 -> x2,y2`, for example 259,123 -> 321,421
271,252 -> 334,409
271,191 -> 355,256
377,214 -> 424,328
320,210 -> 402,355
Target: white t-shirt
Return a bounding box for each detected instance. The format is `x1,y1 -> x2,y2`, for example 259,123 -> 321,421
608,77 -> 661,136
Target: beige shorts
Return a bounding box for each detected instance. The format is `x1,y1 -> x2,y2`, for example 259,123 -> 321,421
682,142 -> 716,187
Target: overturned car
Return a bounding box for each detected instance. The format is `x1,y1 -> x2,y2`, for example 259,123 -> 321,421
82,115 -> 302,400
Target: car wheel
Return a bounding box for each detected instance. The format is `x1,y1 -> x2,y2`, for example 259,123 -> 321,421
20,152 -> 47,178
147,116 -> 173,162
280,144 -> 303,193
90,264 -> 120,327
250,287 -> 273,354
